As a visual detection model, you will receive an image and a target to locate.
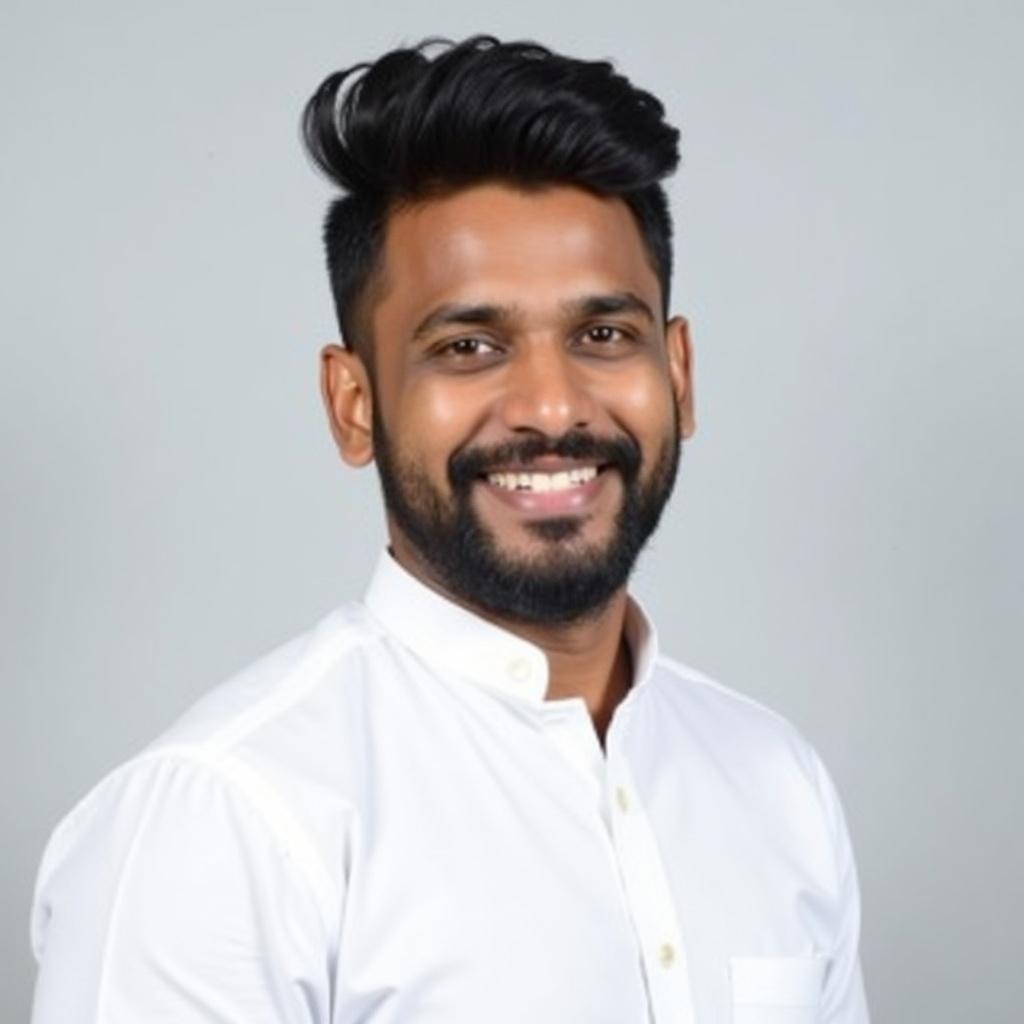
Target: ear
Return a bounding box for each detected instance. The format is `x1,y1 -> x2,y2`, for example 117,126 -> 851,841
665,316 -> 696,439
320,343 -> 375,466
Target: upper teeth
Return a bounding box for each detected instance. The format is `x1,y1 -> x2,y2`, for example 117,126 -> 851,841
486,467 -> 599,492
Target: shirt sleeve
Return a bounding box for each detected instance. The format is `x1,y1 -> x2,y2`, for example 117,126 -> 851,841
812,749 -> 871,1024
30,752 -> 334,1024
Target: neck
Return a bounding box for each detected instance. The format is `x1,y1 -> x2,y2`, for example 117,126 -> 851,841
389,539 -> 634,744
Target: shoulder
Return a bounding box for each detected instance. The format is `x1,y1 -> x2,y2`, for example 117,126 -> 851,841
152,601 -> 386,751
32,602 -> 385,957
642,654 -> 828,791
651,654 -> 812,743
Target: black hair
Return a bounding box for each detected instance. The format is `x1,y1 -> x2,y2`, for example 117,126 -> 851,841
301,35 -> 681,354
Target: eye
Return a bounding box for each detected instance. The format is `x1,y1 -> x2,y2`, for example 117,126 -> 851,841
575,323 -> 636,352
430,335 -> 505,370
585,325 -> 623,343
443,336 -> 498,357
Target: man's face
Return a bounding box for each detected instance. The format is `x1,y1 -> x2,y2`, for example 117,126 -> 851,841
324,183 -> 695,624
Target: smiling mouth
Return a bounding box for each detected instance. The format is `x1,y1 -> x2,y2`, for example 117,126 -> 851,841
482,465 -> 605,493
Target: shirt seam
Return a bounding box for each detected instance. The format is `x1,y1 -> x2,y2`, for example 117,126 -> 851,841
93,758 -> 177,1022
42,614 -> 378,837
152,744 -> 346,936
90,745 -> 348,1021
810,748 -> 854,962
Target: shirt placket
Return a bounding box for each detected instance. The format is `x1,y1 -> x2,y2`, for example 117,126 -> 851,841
604,712 -> 697,1024
540,700 -> 697,1024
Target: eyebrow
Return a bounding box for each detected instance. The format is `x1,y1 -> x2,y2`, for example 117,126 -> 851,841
410,291 -> 656,342
411,302 -> 513,342
562,291 -> 656,323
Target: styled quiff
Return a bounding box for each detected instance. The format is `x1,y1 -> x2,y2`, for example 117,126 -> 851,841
302,35 -> 681,353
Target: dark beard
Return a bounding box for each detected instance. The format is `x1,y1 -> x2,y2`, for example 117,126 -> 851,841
372,411 -> 681,625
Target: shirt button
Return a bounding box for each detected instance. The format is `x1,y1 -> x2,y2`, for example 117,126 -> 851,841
658,943 -> 676,968
508,657 -> 533,684
615,786 -> 630,813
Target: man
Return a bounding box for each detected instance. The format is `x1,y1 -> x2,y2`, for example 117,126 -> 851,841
30,35 -> 869,1023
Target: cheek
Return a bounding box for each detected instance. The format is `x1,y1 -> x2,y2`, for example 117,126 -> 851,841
597,365 -> 676,440
414,380 -> 477,429
389,377 -> 490,467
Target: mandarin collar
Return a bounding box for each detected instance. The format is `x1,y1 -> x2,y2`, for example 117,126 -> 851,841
362,550 -> 659,703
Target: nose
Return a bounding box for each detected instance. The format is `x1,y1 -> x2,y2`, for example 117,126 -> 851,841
498,341 -> 596,437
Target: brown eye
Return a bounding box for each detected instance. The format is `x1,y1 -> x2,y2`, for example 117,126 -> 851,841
433,336 -> 503,368
578,324 -> 635,349
448,337 -> 490,356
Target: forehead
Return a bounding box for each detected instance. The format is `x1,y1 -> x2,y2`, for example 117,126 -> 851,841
372,183 -> 661,331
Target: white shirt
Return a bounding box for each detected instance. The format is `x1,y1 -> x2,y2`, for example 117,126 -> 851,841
31,551 -> 869,1023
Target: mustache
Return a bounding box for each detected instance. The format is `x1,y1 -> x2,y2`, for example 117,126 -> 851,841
448,429 -> 642,489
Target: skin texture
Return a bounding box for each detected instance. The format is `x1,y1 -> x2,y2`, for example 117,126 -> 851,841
321,183 -> 696,740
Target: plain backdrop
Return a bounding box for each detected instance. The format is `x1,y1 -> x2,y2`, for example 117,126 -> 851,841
3,1 -> 1022,1020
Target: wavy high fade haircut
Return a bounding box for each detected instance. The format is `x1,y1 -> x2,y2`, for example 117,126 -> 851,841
302,35 -> 681,359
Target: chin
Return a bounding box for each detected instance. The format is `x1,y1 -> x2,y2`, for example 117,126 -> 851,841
498,516 -> 610,557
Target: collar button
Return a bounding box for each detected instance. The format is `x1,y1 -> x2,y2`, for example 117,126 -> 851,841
507,657 -> 533,684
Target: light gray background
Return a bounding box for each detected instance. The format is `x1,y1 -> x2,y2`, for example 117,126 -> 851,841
3,1 -> 1021,1020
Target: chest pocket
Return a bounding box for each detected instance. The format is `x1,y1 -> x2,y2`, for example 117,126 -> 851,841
729,955 -> 828,1024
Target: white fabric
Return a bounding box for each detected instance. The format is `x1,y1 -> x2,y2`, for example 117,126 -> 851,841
31,551 -> 870,1023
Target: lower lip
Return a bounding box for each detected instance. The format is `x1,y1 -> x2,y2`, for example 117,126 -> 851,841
476,470 -> 611,517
